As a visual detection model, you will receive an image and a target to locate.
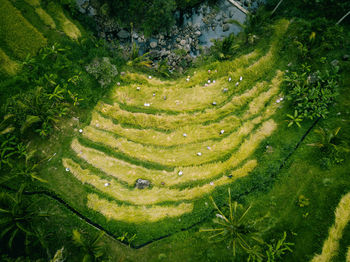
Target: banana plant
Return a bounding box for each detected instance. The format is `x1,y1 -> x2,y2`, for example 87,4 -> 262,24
48,85 -> 65,101
72,229 -> 106,262
68,90 -> 84,106
286,110 -> 303,128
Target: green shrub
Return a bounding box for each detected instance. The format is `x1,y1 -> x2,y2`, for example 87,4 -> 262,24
85,57 -> 119,87
283,18 -> 345,61
284,63 -> 339,120
210,34 -> 241,60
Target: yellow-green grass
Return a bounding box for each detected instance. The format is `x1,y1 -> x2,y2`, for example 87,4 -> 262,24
0,0 -> 47,59
83,74 -> 281,167
71,118 -> 276,187
47,2 -> 81,40
122,49 -> 259,88
90,111 -> 240,146
83,112 -> 274,167
347,247 -> 350,262
177,119 -> 277,181
23,0 -> 40,6
70,137 -> 253,187
63,158 -> 256,205
0,48 -> 19,75
113,50 -> 261,112
106,20 -> 288,114
97,80 -> 260,130
91,71 -> 283,147
87,194 -> 193,223
34,7 -> 56,29
107,49 -> 274,115
97,70 -> 283,131
311,192 -> 350,262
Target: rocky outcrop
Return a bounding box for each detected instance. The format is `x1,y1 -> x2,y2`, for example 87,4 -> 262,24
75,0 -> 263,72
135,179 -> 151,189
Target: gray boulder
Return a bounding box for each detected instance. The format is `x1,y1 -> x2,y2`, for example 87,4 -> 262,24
135,179 -> 151,189
223,24 -> 230,32
117,29 -> 130,39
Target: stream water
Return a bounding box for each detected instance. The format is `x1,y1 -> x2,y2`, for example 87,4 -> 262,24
183,0 -> 247,48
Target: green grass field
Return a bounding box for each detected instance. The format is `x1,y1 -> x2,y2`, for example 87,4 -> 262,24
43,19 -> 303,246
1,1 -> 350,260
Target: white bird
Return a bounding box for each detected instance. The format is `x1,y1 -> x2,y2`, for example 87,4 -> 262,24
240,76 -> 243,81
197,152 -> 202,156
178,171 -> 183,176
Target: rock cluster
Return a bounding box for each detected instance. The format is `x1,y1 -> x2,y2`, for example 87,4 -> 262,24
135,179 -> 151,189
76,0 -> 262,72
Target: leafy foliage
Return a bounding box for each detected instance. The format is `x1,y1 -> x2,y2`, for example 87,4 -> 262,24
308,126 -> 350,165
265,232 -> 294,262
200,189 -> 263,260
72,229 -> 107,262
283,18 -> 345,61
267,0 -> 350,21
286,110 -> 303,128
0,186 -> 49,256
117,232 -> 137,247
211,34 -> 241,60
284,63 -> 339,121
0,134 -> 26,170
2,43 -> 85,137
85,57 -> 118,87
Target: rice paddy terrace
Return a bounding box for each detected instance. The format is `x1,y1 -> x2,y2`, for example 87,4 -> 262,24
58,19 -> 297,245
1,0 -> 350,259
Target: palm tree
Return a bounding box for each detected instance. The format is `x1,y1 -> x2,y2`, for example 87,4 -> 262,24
308,126 -> 349,154
0,185 -> 48,255
72,229 -> 106,262
200,188 -> 263,260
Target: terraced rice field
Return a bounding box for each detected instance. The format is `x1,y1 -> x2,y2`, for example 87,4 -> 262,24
62,19 -> 290,241
311,192 -> 350,262
0,0 -> 81,74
